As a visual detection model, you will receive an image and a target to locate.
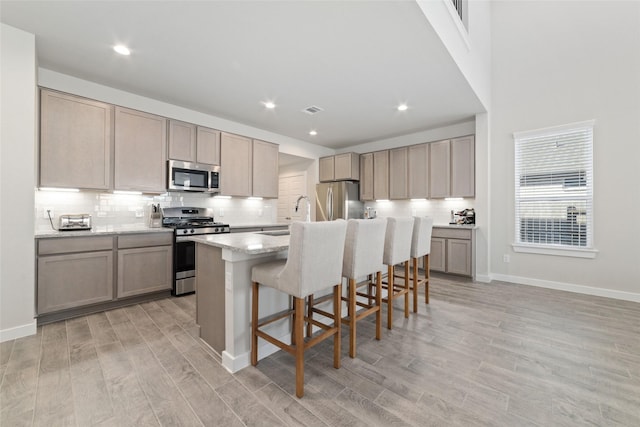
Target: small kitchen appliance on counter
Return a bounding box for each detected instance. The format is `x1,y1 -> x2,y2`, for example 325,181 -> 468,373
58,214 -> 92,231
451,208 -> 475,225
161,207 -> 230,296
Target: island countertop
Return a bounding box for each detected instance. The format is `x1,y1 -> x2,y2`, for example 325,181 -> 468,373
189,232 -> 289,255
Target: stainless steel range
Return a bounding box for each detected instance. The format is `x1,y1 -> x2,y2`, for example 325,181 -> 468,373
161,207 -> 230,296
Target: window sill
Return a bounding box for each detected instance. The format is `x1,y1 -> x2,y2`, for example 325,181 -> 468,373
512,243 -> 598,259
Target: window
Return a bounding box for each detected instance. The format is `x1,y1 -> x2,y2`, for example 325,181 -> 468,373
513,120 -> 596,258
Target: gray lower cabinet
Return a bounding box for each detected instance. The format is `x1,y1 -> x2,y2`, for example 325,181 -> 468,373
37,236 -> 115,315
117,246 -> 172,298
430,227 -> 474,277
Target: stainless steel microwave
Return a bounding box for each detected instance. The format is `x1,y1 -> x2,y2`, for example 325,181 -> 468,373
167,160 -> 220,193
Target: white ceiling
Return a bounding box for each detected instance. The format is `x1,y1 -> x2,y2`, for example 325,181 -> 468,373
1,1 -> 484,149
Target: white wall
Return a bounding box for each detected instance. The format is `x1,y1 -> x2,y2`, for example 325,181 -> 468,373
416,0 -> 492,110
1,24 -> 37,341
490,1 -> 640,300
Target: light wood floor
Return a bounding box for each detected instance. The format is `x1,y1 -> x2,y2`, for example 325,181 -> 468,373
2,274 -> 640,426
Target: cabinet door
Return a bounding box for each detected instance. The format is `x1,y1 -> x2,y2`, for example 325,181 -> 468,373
40,90 -> 112,190
408,143 -> 429,199
359,153 -> 374,201
430,238 -> 446,272
319,156 -> 335,182
451,135 -> 475,198
220,132 -> 252,196
168,120 -> 196,162
373,150 -> 389,200
389,147 -> 408,199
429,140 -> 451,198
37,251 -> 114,314
447,238 -> 471,276
334,153 -> 359,181
114,107 -> 167,192
252,139 -> 279,198
196,126 -> 221,165
117,246 -> 172,298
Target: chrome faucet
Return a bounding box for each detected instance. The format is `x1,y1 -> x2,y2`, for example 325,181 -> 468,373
295,195 -> 311,222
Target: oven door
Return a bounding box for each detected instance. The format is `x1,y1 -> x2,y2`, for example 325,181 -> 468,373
174,237 -> 196,295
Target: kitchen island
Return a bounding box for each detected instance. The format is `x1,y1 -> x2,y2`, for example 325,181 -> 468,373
190,232 -> 290,373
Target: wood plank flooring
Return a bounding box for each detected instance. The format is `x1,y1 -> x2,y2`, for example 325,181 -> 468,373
1,274 -> 640,426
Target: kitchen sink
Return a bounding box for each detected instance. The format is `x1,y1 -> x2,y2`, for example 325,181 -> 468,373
258,230 -> 290,236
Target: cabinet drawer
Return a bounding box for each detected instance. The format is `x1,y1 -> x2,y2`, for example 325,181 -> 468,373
432,227 -> 472,240
118,233 -> 173,249
38,236 -> 114,255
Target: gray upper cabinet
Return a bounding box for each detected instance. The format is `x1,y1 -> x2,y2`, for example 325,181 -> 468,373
451,135 -> 475,198
373,150 -> 389,200
359,153 -> 374,201
168,119 -> 197,162
319,156 -> 335,182
39,89 -> 113,190
196,126 -> 221,165
220,132 -> 252,196
252,139 -> 279,198
389,147 -> 408,200
408,143 -> 429,199
429,140 -> 451,199
319,153 -> 359,182
114,107 -> 167,192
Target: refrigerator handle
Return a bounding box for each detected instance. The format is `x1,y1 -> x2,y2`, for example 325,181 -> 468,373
328,186 -> 334,221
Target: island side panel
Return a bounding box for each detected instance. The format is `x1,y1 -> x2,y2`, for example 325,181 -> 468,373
195,243 -> 226,354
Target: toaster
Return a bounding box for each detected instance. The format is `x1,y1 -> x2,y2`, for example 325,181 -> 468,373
59,214 -> 92,231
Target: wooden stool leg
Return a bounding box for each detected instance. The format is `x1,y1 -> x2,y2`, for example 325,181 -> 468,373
404,260 -> 410,318
333,283 -> 342,369
425,254 -> 430,304
251,281 -> 259,366
387,265 -> 394,330
348,278 -> 356,358
306,294 -> 314,338
375,271 -> 382,340
294,296 -> 305,398
367,274 -> 373,306
412,257 -> 418,313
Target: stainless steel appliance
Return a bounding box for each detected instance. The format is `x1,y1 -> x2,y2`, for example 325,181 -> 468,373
58,214 -> 91,231
161,207 -> 229,296
167,160 -> 220,193
315,181 -> 364,221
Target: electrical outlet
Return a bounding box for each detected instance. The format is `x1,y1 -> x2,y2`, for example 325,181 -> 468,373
219,208 -> 224,217
503,254 -> 510,263
135,209 -> 144,218
257,209 -> 263,217
44,207 -> 54,219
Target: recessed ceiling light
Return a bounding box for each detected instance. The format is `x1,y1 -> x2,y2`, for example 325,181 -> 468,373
264,101 -> 276,109
397,104 -> 408,111
113,45 -> 131,56
309,130 -> 318,136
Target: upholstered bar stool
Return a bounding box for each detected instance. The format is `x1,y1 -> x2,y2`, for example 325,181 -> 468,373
381,217 -> 415,329
410,216 -> 434,311
251,220 -> 347,398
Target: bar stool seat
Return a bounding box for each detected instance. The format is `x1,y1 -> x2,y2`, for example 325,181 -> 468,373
381,217 -> 415,329
251,220 -> 347,398
410,216 -> 434,310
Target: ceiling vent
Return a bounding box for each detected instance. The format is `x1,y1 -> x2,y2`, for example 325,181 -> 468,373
302,105 -> 324,115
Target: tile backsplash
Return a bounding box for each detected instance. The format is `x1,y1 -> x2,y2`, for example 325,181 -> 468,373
364,199 -> 475,225
34,190 -> 277,232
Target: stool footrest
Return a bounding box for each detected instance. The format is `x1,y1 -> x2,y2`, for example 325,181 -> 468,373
255,329 -> 295,356
257,308 -> 295,328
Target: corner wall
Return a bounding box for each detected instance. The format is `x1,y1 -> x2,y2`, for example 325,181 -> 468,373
1,24 -> 37,341
490,1 -> 640,300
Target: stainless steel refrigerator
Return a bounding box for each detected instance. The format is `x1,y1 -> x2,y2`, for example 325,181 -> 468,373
315,181 -> 364,221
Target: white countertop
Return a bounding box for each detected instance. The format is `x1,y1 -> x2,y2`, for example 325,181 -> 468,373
189,232 -> 289,255
433,223 -> 477,229
228,223 -> 289,229
35,224 -> 173,239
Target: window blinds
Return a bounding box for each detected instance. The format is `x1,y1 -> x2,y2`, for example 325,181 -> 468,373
514,121 -> 594,248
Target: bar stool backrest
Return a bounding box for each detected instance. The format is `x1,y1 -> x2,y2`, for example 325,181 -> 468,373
411,216 -> 434,258
342,218 -> 387,279
383,217 -> 415,265
278,220 -> 347,298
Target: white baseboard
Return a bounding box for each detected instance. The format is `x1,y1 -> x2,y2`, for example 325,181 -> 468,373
475,274 -> 492,283
491,273 -> 640,303
222,332 -> 291,373
0,320 -> 37,343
